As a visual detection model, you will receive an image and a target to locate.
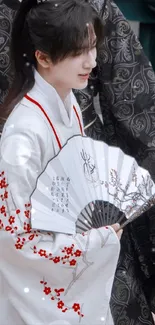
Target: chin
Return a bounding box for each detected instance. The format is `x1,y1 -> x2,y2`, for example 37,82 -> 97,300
73,80 -> 88,90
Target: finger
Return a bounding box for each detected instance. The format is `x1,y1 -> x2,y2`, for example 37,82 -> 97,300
117,229 -> 123,239
111,223 -> 120,232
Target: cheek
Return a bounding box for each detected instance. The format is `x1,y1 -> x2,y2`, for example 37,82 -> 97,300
92,48 -> 97,60
69,58 -> 83,73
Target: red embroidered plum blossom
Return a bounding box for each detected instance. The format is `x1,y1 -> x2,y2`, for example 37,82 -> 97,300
0,219 -> 4,229
53,256 -> 60,263
38,249 -> 47,257
57,300 -> 64,309
40,280 -> 84,318
74,249 -> 82,257
15,243 -> 24,250
43,287 -> 51,295
70,259 -> 76,266
0,205 -> 6,216
9,216 -> 15,225
72,303 -> 80,312
0,171 -> 85,320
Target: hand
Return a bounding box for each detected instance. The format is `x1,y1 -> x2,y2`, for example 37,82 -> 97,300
110,223 -> 123,240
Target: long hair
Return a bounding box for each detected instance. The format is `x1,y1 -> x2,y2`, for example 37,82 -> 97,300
0,0 -> 104,122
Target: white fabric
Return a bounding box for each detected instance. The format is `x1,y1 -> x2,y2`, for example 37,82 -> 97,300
0,71 -> 119,325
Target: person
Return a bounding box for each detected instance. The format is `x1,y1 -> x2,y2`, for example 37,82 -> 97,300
0,0 -> 122,324
77,0 -> 155,324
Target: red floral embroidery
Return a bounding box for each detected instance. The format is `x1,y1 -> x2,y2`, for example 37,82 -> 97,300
43,287 -> 51,295
40,279 -> 84,318
0,205 -> 6,216
15,243 -> 24,250
15,237 -> 25,250
53,256 -> 60,264
0,173 -> 21,235
32,243 -> 82,267
66,247 -> 73,255
5,226 -> 12,231
72,303 -> 80,312
0,171 -> 84,320
0,219 -> 4,229
57,300 -> 64,309
0,174 -> 8,189
28,234 -> 35,241
38,249 -> 47,257
70,259 -> 76,266
1,190 -> 8,201
57,288 -> 64,293
0,172 -> 82,269
74,249 -> 82,257
33,246 -> 37,254
9,216 -> 15,225
54,288 -> 65,297
24,222 -> 31,233
62,308 -> 68,313
24,203 -> 31,219
25,203 -> 31,208
24,210 -> 30,219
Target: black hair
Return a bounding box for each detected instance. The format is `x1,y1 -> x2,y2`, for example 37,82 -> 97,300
0,0 -> 104,120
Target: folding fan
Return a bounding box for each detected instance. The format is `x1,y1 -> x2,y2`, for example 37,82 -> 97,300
31,135 -> 155,234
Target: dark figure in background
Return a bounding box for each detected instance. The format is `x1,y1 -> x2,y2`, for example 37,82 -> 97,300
0,0 -> 19,104
1,0 -> 155,324
78,1 -> 155,324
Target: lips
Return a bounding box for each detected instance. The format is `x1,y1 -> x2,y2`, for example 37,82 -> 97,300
79,73 -> 90,76
78,73 -> 90,80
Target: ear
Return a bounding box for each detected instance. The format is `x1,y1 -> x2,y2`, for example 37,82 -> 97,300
35,50 -> 52,68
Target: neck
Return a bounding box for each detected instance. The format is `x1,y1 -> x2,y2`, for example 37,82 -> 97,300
37,66 -> 71,102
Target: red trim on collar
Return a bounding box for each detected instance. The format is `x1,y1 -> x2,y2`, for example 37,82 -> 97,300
25,94 -> 62,149
24,94 -> 83,149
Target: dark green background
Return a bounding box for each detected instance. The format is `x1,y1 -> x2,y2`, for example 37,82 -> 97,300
115,0 -> 155,70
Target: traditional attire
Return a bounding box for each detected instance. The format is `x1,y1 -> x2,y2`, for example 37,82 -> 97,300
0,70 -> 120,325
77,1 -> 155,324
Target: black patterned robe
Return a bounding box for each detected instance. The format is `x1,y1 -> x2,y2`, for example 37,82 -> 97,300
76,1 -> 155,324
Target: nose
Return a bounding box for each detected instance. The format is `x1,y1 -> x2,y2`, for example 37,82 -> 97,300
83,50 -> 97,70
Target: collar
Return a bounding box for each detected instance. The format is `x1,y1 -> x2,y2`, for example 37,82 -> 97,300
34,70 -> 73,127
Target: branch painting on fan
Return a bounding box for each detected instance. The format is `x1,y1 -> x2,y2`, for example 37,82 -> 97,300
80,149 -> 101,184
31,135 -> 155,235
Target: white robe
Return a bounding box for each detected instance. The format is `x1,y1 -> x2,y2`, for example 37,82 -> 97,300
0,71 -> 119,325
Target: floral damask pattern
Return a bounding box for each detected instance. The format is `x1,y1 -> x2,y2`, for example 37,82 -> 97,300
0,1 -> 17,105
76,0 -> 155,324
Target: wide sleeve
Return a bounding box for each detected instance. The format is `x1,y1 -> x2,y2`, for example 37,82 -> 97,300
0,126 -> 120,324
